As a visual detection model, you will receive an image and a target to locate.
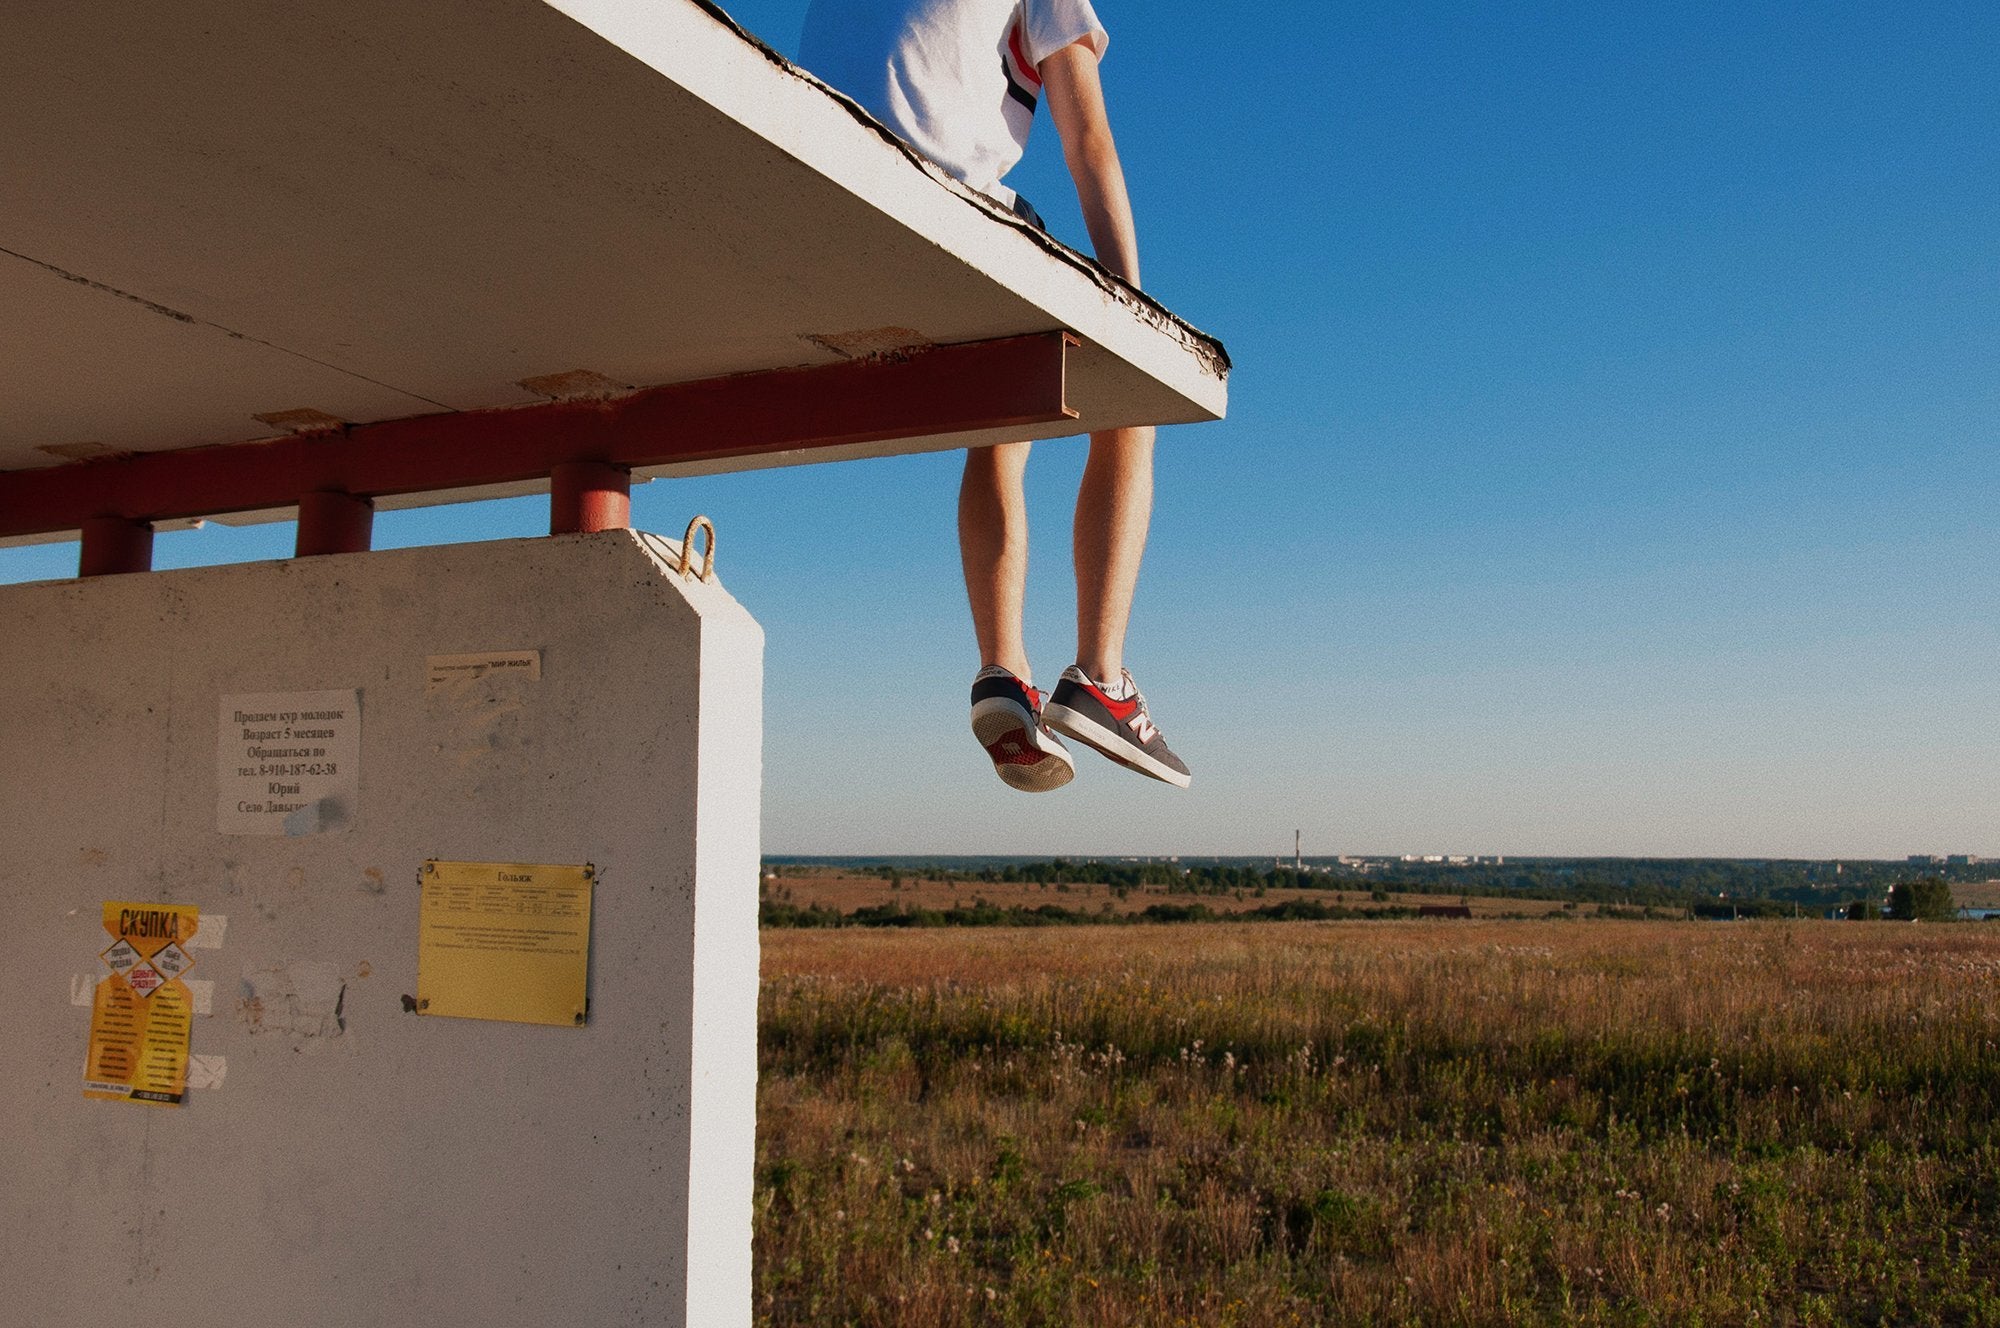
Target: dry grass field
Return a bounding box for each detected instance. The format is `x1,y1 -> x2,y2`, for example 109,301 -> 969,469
756,919 -> 2000,1326
763,869 -> 1609,919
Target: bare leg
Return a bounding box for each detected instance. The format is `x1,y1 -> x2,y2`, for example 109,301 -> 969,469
1072,426 -> 1154,681
959,441 -> 1033,679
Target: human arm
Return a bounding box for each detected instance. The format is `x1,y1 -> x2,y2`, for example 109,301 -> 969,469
1039,40 -> 1140,288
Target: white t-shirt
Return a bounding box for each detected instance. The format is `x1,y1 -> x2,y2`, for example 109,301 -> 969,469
799,0 -> 1109,208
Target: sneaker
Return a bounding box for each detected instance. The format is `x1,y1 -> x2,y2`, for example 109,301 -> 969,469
970,667 -> 1076,793
1043,666 -> 1192,789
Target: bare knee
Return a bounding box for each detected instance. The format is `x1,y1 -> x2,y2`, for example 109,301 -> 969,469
1086,426 -> 1154,459
965,440 -> 1032,479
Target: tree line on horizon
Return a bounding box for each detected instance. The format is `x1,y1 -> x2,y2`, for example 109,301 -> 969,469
761,858 -> 1978,929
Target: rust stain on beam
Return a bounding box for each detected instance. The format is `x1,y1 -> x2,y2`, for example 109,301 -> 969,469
0,332 -> 1076,538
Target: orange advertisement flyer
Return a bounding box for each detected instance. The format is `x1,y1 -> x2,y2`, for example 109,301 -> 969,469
83,901 -> 200,1107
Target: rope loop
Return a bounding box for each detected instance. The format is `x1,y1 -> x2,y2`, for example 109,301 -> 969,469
678,514 -> 716,583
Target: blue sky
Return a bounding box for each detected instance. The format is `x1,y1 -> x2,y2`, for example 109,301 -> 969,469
5,1 -> 1994,858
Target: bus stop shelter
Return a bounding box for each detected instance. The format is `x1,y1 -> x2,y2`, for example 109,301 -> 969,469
0,2 -> 1227,1324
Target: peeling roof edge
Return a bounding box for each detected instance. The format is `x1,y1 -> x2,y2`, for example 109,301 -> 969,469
688,0 -> 1231,381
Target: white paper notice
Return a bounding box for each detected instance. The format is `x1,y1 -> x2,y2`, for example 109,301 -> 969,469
425,650 -> 541,689
217,691 -> 361,835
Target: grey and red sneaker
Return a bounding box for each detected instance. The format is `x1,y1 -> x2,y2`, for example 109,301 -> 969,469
1043,666 -> 1191,789
970,667 -> 1076,793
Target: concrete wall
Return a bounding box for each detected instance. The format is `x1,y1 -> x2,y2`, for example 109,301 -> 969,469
0,531 -> 761,1327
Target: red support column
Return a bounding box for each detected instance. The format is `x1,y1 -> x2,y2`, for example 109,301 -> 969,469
296,489 -> 375,556
78,515 -> 154,577
549,461 -> 631,534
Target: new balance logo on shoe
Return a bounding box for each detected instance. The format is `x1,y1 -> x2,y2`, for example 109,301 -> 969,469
1042,666 -> 1191,790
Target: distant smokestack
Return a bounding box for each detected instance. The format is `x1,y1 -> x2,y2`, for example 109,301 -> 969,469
1295,829 -> 1302,872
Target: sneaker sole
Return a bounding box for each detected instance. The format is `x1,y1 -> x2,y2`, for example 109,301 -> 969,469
971,697 -> 1075,793
1042,703 -> 1191,789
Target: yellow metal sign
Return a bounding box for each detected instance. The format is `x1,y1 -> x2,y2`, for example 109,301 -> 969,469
84,901 -> 200,1106
416,861 -> 593,1026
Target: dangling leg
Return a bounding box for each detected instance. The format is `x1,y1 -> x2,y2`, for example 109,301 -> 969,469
1042,425 -> 1191,788
1071,425 -> 1153,681
959,441 -> 1033,679
960,442 -> 1074,792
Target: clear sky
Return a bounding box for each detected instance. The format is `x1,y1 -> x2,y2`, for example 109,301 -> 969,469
5,1 -> 1994,859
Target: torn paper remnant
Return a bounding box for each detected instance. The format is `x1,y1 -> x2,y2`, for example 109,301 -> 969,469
187,1055 -> 229,1090
241,960 -> 346,1039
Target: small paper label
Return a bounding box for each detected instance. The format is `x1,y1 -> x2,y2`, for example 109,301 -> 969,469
426,651 -> 542,689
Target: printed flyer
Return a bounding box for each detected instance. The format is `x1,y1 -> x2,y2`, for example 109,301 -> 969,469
83,901 -> 200,1106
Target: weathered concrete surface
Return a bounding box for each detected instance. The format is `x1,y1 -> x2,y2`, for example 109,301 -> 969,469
0,531 -> 761,1327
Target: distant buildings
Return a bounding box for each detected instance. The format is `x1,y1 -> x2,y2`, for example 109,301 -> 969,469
1393,854 -> 1503,866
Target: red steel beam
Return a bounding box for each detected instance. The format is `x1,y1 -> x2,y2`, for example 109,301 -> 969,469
0,332 -> 1076,539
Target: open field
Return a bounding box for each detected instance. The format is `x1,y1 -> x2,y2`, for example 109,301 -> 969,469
756,920 -> 2000,1326
763,869 -> 1615,919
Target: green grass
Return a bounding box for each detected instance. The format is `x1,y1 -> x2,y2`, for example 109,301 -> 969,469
755,922 -> 2000,1326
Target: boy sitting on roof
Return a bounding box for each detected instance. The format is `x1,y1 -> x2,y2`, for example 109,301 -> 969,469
801,0 -> 1191,793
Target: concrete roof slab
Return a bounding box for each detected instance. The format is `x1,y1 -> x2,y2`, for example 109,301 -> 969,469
3,0 -> 1226,524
